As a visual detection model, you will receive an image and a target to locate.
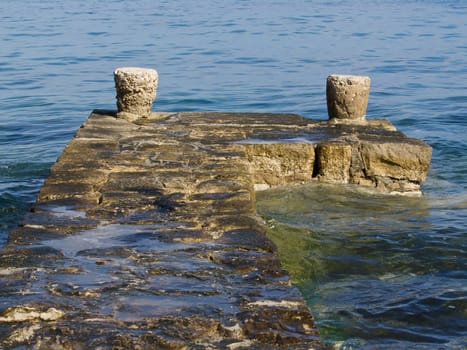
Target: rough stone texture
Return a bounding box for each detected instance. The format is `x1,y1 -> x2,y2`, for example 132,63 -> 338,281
244,143 -> 315,190
316,142 -> 352,183
359,139 -> 431,182
326,74 -> 371,121
0,110 -> 431,348
114,67 -> 158,120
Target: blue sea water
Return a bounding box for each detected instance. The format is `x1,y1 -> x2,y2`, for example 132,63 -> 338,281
0,0 -> 466,348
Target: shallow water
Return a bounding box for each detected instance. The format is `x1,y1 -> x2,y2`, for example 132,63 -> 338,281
256,183 -> 466,348
1,0 -> 466,348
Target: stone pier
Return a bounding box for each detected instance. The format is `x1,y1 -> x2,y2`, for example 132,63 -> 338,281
0,72 -> 432,349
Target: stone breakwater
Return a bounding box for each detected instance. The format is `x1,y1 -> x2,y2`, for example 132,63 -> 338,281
0,109 -> 430,349
0,69 -> 431,348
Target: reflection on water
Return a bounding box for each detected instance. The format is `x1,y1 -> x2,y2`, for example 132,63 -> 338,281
256,182 -> 467,349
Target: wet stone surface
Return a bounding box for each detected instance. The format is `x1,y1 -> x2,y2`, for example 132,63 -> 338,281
0,111 -> 431,349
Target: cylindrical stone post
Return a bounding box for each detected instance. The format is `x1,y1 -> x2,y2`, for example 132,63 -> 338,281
114,67 -> 158,121
326,74 -> 371,122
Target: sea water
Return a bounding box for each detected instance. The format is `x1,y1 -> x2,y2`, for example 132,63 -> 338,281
0,0 -> 466,348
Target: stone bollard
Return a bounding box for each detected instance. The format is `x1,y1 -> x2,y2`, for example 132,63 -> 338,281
326,74 -> 371,122
114,67 -> 158,121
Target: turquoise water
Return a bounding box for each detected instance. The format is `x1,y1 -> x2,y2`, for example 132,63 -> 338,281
1,0 -> 466,348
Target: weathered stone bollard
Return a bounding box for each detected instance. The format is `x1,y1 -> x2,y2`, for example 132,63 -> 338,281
114,67 -> 158,121
326,74 -> 371,122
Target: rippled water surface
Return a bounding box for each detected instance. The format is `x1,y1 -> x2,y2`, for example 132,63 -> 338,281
257,183 -> 466,348
1,0 -> 466,348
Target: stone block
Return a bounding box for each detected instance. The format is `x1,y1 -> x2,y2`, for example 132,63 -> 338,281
359,140 -> 432,182
316,142 -> 353,183
244,143 -> 315,188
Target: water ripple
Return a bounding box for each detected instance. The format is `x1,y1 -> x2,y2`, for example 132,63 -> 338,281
1,0 -> 466,347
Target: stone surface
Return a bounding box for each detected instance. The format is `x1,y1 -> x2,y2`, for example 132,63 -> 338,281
114,67 -> 158,120
326,74 -> 371,121
359,139 -> 432,182
0,110 -> 431,348
316,142 -> 352,183
244,143 -> 315,189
